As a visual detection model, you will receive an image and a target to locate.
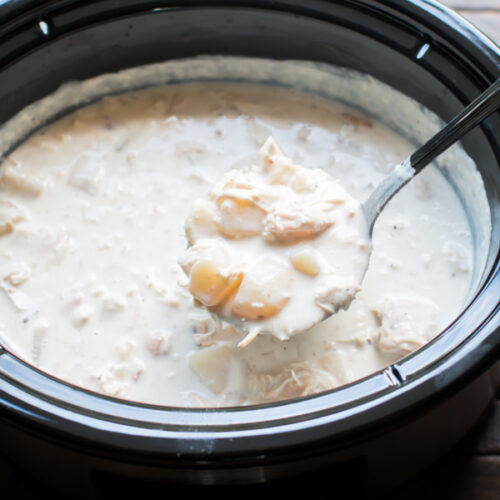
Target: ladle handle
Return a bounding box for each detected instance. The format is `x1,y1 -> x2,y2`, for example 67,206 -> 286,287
363,78 -> 500,235
410,78 -> 500,173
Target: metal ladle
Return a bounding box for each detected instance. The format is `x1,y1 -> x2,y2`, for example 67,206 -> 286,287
363,78 -> 500,237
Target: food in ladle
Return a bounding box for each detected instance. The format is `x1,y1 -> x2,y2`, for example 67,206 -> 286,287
180,137 -> 370,345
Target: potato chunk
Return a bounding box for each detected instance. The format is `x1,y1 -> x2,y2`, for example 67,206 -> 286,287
290,247 -> 321,276
189,260 -> 242,307
217,196 -> 266,239
189,344 -> 233,394
179,240 -> 243,307
232,257 -> 292,320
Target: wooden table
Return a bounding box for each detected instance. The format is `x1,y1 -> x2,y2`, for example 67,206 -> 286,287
0,2 -> 498,499
443,0 -> 500,44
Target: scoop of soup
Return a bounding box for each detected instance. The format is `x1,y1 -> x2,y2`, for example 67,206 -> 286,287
180,136 -> 370,345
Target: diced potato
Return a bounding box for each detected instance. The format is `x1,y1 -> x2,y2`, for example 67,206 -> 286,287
217,196 -> 266,239
0,199 -> 28,236
1,165 -> 43,196
189,344 -> 232,394
232,257 -> 292,320
180,235 -> 245,309
189,260 -> 242,307
184,198 -> 219,244
179,239 -> 231,276
291,247 -> 321,276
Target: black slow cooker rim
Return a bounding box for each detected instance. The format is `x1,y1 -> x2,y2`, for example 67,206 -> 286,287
0,0 -> 498,463
0,0 -> 498,79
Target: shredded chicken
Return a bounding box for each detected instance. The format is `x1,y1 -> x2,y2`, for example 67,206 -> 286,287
372,295 -> 440,357
247,361 -> 338,403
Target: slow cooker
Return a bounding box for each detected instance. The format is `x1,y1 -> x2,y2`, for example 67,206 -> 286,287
0,1 -> 498,498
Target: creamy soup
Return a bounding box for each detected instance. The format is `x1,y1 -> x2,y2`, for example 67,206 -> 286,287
0,83 -> 473,406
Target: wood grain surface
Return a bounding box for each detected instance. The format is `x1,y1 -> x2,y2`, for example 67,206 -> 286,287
441,0 -> 500,43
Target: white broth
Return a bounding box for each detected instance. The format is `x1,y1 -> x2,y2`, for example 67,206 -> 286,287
0,82 -> 473,406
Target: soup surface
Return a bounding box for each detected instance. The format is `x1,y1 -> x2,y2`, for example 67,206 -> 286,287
0,83 -> 473,406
